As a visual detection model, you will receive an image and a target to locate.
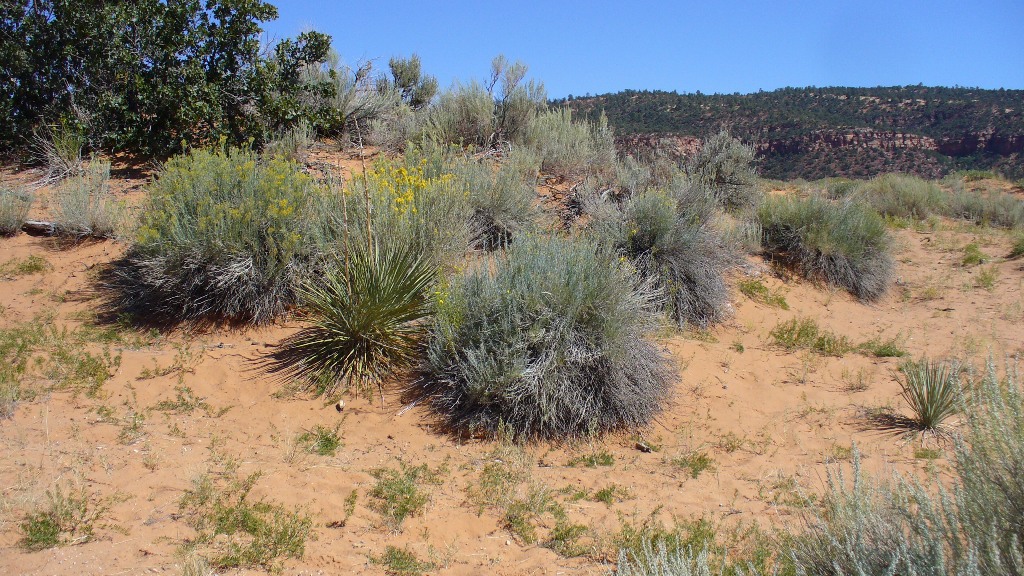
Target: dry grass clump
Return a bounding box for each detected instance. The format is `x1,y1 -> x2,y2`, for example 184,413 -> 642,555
759,194 -> 893,301
0,186 -> 33,236
421,235 -> 672,440
52,160 -> 122,239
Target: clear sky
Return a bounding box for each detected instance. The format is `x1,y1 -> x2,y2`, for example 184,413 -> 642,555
262,0 -> 1024,98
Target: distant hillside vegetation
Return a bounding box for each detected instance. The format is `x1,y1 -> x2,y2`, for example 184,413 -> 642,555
556,86 -> 1024,180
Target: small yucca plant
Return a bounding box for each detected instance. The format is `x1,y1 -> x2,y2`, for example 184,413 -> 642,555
273,244 -> 436,399
900,358 -> 960,432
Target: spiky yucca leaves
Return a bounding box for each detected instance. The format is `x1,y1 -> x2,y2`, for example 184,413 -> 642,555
759,194 -> 893,301
274,245 -> 436,398
900,358 -> 960,432
422,235 -> 672,440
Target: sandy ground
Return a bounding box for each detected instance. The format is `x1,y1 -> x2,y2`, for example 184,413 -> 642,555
1,159 -> 1023,575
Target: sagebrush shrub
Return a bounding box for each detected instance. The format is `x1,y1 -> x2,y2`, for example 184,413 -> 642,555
419,81 -> 495,148
792,359 -> 1024,576
523,108 -> 615,180
53,160 -> 122,239
422,235 -> 672,440
0,186 -> 33,236
687,130 -> 761,212
104,147 -> 317,324
946,188 -> 1024,229
855,173 -> 946,219
451,154 -> 536,251
590,187 -> 730,328
272,244 -> 435,398
759,194 -> 893,301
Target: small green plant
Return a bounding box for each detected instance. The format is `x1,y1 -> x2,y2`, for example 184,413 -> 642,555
0,255 -> 49,277
0,186 -> 33,236
672,452 -> 715,479
1009,233 -> 1024,258
737,278 -> 789,309
976,265 -> 998,291
296,424 -> 342,456
770,317 -> 852,356
372,545 -> 437,575
368,462 -> 441,531
503,485 -> 560,544
273,244 -> 435,398
117,410 -> 146,445
962,243 -> 986,266
19,485 -> 106,550
178,466 -> 312,570
593,484 -> 630,506
914,447 -> 942,459
899,358 -> 960,432
858,335 -> 907,358
567,450 -> 615,467
731,340 -> 745,353
546,517 -> 591,557
152,386 -> 209,414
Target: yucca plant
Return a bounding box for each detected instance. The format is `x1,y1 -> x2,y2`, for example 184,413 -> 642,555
899,358 -> 960,432
273,243 -> 436,399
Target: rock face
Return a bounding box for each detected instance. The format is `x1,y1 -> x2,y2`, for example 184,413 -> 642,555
615,130 -> 1024,180
563,86 -> 1024,180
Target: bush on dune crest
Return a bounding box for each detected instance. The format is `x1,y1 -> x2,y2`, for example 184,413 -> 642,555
759,194 -> 893,301
422,235 -> 673,440
589,186 -> 730,329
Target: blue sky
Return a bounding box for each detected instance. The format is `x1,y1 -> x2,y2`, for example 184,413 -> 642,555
263,1 -> 1024,97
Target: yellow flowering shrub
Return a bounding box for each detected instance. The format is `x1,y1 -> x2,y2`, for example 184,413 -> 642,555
123,146 -> 319,323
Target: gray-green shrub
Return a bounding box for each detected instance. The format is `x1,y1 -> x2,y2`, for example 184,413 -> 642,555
523,108 -> 615,180
104,147 -> 318,324
946,188 -> 1024,229
759,195 -> 893,301
0,186 -> 33,236
422,235 -> 672,440
855,173 -> 946,219
589,186 -> 730,328
794,358 -> 1024,576
53,160 -> 122,239
687,130 -> 761,212
451,154 -> 536,251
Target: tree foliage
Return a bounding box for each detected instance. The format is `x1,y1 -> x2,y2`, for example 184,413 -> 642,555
0,0 -> 335,157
